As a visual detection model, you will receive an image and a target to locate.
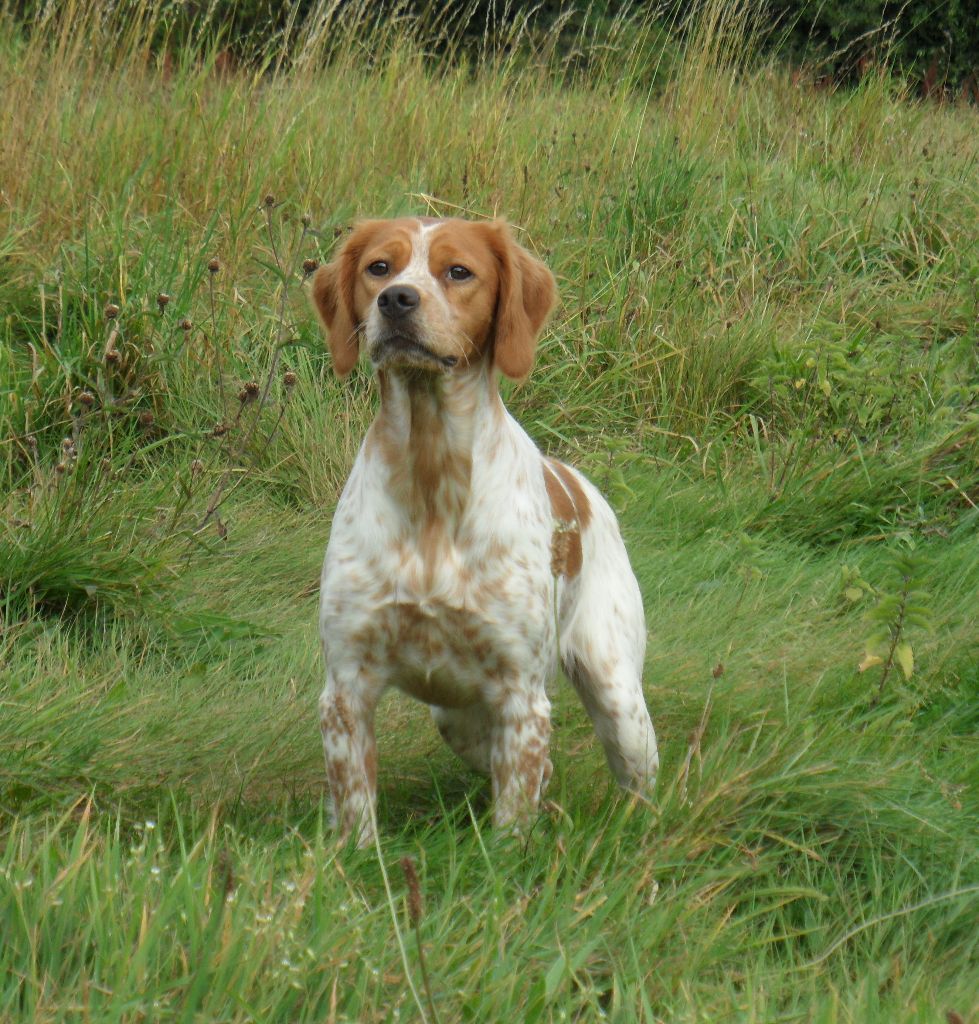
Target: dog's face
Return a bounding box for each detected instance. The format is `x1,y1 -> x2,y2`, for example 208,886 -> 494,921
311,218 -> 556,379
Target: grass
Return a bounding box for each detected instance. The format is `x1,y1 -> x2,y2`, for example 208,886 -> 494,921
1,1 -> 977,1020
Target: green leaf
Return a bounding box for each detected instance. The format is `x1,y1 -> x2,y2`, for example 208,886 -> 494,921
906,612 -> 933,629
895,642 -> 914,680
865,629 -> 891,653
544,953 -> 566,1000
104,678 -> 127,703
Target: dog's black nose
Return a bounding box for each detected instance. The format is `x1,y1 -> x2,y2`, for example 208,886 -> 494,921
377,285 -> 420,319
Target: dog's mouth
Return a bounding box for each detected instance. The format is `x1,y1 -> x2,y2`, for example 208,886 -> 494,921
370,335 -> 458,371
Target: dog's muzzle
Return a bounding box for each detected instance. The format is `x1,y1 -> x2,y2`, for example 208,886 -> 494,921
371,286 -> 457,369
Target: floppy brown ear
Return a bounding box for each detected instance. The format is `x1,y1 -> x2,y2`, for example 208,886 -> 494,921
310,222 -> 382,377
486,221 -> 557,380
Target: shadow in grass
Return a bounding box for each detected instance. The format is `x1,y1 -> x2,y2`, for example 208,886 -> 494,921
29,760 -> 497,851
377,764 -> 492,844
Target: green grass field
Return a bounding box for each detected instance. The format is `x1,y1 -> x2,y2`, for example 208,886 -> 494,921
1,2 -> 977,1021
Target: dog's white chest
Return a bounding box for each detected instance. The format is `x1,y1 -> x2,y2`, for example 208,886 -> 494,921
322,519 -> 555,705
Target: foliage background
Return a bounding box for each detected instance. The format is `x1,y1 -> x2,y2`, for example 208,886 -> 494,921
0,1 -> 977,1021
6,0 -> 979,85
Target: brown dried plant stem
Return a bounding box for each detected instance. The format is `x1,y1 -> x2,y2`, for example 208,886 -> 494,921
193,204 -> 308,539
208,263 -> 226,411
400,857 -> 441,1024
256,201 -> 307,412
193,378 -> 271,538
870,577 -> 911,708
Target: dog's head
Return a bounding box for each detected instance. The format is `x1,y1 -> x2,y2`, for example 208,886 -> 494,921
310,217 -> 556,380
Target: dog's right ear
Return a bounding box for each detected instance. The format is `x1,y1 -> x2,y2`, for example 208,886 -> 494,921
310,222 -> 381,377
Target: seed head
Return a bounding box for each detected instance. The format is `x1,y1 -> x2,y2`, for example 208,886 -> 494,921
263,193 -> 276,208
104,303 -> 120,320
138,410 -> 155,428
283,370 -> 297,390
179,317 -> 193,332
105,349 -> 120,364
302,258 -> 319,277
208,257 -> 221,275
55,461 -> 68,474
550,522 -> 578,578
157,292 -> 171,312
216,847 -> 235,897
400,857 -> 423,926
78,390 -> 95,408
301,212 -> 312,227
238,380 -> 260,403
190,458 -> 204,477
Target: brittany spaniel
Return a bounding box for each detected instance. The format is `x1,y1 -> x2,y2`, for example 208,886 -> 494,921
311,217 -> 658,845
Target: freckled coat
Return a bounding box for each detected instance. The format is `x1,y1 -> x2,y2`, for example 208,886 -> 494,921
311,217 -> 658,846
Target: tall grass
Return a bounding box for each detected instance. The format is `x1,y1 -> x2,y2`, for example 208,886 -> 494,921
1,2 -> 977,1020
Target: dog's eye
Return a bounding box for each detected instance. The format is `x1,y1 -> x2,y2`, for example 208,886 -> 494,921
366,261 -> 389,277
448,265 -> 472,281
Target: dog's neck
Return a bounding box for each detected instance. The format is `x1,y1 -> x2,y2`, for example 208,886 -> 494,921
367,363 -> 503,533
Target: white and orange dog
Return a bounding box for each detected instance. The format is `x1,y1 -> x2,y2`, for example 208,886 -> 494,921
311,217 -> 658,845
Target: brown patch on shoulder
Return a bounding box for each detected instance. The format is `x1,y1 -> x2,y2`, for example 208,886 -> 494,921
543,458 -> 589,578
543,460 -> 575,523
547,459 -> 592,528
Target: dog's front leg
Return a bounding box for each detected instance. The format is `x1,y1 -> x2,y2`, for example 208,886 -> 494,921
490,690 -> 553,832
319,672 -> 381,848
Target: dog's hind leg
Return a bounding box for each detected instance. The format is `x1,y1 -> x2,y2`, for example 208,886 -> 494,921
559,533 -> 658,792
431,703 -> 554,802
562,645 -> 658,792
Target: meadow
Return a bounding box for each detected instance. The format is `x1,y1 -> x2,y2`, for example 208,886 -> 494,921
1,2 -> 977,1021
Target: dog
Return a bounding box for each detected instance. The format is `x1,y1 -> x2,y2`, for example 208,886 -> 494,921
310,216 -> 658,845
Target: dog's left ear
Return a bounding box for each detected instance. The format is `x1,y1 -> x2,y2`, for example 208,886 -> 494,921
482,221 -> 557,380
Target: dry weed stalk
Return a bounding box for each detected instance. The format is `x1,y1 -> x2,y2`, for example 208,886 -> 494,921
188,198 -> 314,542
400,856 -> 440,1024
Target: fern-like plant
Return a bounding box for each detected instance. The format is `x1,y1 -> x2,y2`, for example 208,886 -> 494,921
856,549 -> 934,705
